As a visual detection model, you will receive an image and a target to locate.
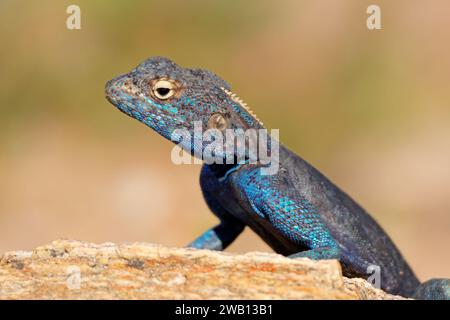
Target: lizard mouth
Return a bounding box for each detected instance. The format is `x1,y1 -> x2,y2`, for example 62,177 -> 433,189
105,75 -> 127,104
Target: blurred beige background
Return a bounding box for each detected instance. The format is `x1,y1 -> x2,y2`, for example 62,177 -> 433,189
0,0 -> 449,281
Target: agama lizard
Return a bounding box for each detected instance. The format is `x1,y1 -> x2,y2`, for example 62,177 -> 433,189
105,56 -> 450,299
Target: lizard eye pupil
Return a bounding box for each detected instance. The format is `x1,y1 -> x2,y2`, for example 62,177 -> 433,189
152,79 -> 176,100
156,87 -> 170,96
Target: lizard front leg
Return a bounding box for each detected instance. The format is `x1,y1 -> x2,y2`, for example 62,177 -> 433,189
188,218 -> 244,251
241,168 -> 341,260
260,191 -> 342,261
288,247 -> 341,260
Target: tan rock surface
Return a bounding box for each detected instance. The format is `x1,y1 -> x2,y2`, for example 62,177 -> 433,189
0,240 -> 405,300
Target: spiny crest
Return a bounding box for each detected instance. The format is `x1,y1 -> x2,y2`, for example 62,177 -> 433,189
221,87 -> 263,126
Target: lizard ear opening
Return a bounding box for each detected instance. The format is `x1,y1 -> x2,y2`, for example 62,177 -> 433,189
208,113 -> 229,131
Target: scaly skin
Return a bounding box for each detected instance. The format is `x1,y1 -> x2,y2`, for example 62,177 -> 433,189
105,56 -> 449,299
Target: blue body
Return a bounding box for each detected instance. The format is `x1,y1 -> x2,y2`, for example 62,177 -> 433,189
105,56 -> 450,299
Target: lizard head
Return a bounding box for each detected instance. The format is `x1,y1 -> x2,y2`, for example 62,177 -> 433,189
105,56 -> 265,162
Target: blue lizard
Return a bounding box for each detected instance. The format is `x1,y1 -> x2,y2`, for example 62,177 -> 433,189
105,56 -> 450,299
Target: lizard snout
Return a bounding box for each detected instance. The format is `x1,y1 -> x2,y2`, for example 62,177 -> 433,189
105,74 -> 134,104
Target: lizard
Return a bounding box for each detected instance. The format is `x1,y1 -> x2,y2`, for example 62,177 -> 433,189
105,56 -> 450,299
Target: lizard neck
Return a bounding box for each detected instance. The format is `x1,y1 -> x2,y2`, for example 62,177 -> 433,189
206,130 -> 278,181
207,163 -> 243,182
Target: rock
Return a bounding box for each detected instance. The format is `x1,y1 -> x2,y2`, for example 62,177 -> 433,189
0,240 -> 405,299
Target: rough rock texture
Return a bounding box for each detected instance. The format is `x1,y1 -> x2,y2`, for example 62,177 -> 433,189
0,240 -> 405,300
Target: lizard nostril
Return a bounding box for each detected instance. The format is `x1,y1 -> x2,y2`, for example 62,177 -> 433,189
105,79 -> 116,97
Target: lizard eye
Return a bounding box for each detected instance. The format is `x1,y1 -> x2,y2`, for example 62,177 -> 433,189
208,113 -> 228,131
152,79 -> 176,100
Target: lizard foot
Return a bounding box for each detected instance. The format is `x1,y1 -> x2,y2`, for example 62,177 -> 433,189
413,278 -> 450,300
288,246 -> 341,260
